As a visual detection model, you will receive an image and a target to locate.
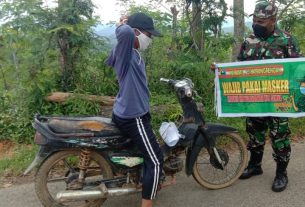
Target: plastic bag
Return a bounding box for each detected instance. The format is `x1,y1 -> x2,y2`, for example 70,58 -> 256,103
159,122 -> 181,147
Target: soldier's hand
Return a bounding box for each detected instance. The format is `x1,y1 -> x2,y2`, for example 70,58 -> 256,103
210,62 -> 218,71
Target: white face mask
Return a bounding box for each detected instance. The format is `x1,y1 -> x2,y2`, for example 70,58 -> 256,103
135,29 -> 152,51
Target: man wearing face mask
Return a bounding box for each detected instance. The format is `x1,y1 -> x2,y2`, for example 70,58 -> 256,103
238,2 -> 302,192
105,12 -> 163,207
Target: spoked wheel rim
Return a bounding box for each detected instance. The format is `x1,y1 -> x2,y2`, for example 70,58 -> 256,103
35,150 -> 113,207
192,132 -> 247,189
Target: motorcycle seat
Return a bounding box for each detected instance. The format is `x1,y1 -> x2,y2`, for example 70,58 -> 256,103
47,116 -> 122,137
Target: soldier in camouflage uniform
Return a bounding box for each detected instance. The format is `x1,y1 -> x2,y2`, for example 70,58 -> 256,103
238,2 -> 302,192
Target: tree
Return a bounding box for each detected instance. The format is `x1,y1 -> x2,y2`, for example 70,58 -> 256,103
276,0 -> 305,31
0,0 -> 49,92
202,0 -> 227,38
275,0 -> 304,21
188,0 -> 203,51
170,5 -> 179,47
185,0 -> 228,53
0,0 -> 102,92
51,0 -> 96,91
231,0 -> 244,61
145,0 -> 185,50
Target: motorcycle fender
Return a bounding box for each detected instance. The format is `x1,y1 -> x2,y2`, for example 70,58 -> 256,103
23,146 -> 55,175
185,123 -> 238,176
203,122 -> 238,137
185,133 -> 207,176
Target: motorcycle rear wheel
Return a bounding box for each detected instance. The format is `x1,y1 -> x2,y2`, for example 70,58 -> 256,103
35,150 -> 113,207
192,132 -> 247,189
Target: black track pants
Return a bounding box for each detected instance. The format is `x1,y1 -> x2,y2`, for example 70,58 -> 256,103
112,113 -> 164,200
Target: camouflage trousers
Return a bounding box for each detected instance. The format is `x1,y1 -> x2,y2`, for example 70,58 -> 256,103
246,117 -> 291,163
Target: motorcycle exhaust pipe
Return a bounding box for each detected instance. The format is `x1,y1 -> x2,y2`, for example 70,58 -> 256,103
56,185 -> 140,202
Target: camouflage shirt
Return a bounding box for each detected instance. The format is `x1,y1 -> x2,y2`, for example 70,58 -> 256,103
238,28 -> 302,61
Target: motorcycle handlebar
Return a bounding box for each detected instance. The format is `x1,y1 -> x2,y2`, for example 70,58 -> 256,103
160,78 -> 170,83
160,78 -> 175,85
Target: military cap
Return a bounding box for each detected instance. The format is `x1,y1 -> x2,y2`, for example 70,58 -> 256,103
251,2 -> 278,18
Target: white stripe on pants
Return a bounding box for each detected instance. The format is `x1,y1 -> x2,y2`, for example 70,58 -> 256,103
136,117 -> 160,199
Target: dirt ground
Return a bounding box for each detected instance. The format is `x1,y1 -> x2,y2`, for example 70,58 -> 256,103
0,141 -> 16,160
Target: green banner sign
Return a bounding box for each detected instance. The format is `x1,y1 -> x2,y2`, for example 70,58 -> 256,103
215,58 -> 305,117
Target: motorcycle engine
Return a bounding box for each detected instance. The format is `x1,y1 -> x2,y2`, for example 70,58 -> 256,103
163,156 -> 183,175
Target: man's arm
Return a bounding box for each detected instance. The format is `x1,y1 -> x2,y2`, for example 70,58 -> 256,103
105,22 -> 135,72
114,24 -> 135,63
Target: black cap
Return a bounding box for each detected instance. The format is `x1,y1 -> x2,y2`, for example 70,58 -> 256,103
127,12 -> 162,37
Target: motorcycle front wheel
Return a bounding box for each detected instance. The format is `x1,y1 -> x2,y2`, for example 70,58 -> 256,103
35,150 -> 113,207
192,132 -> 248,189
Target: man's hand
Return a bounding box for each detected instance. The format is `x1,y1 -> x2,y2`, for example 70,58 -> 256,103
117,15 -> 128,26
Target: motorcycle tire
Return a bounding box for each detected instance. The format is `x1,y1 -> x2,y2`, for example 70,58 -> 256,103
35,150 -> 113,207
192,132 -> 248,189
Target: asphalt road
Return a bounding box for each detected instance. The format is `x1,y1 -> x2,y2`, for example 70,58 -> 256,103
1,142 -> 305,207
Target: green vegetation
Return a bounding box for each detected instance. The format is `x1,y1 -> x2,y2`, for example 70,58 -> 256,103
0,0 -> 304,176
0,145 -> 38,177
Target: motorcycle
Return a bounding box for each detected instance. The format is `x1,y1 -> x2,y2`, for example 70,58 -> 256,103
24,77 -> 248,207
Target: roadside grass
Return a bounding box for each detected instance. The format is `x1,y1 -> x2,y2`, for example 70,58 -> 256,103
290,117 -> 305,139
0,144 -> 38,177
